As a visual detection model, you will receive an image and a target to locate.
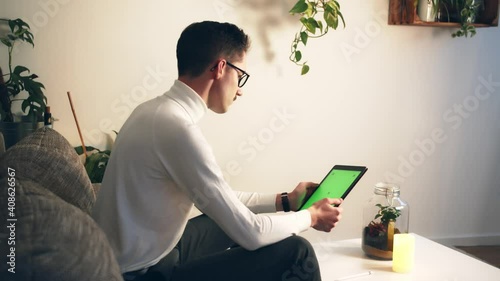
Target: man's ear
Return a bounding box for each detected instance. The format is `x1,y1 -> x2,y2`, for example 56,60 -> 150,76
211,60 -> 226,80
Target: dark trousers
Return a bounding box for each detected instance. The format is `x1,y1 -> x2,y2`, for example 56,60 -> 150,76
127,215 -> 322,281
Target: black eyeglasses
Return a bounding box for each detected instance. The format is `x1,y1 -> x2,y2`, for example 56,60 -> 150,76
226,61 -> 250,88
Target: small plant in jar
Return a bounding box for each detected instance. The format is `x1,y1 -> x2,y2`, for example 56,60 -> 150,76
365,204 -> 401,249
362,183 -> 409,259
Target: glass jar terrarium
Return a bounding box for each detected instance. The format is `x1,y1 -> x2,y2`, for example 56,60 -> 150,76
362,182 -> 409,260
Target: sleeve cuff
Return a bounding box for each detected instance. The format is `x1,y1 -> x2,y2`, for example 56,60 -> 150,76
295,209 -> 312,230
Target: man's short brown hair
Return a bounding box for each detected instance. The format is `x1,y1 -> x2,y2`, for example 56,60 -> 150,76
176,21 -> 250,78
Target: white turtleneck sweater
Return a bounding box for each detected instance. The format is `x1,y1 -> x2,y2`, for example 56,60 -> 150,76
92,80 -> 311,273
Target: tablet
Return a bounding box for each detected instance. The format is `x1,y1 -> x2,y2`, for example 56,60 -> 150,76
299,165 -> 368,210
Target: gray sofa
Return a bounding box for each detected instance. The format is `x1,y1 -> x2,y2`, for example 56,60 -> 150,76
0,127 -> 122,281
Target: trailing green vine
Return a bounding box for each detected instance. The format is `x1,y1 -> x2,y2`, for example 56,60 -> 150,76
289,0 -> 345,75
451,0 -> 480,38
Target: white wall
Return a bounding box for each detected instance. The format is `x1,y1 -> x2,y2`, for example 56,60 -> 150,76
2,0 -> 500,244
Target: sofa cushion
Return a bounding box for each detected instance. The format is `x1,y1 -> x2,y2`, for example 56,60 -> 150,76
0,179 -> 123,281
0,127 -> 95,214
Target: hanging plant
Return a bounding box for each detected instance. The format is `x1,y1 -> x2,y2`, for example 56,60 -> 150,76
289,0 -> 346,75
451,0 -> 481,38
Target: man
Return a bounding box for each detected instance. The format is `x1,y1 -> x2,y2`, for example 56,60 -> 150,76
92,21 -> 343,281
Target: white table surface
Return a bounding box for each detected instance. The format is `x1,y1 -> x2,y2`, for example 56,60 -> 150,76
312,233 -> 500,281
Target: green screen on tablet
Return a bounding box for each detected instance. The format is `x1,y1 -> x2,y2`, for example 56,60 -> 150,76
299,165 -> 367,210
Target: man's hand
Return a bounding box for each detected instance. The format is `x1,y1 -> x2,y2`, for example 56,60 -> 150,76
307,198 -> 343,232
288,182 -> 319,211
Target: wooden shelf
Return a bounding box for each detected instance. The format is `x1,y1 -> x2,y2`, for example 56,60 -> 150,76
389,0 -> 499,27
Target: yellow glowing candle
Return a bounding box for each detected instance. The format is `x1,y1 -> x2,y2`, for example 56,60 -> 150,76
392,233 -> 415,273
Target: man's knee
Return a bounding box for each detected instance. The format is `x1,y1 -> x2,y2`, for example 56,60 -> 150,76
282,236 -> 316,257
279,236 -> 321,281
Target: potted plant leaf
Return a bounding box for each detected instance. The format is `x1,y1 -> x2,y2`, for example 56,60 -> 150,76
0,18 -> 47,149
433,0 -> 483,37
450,0 -> 483,38
75,145 -> 112,183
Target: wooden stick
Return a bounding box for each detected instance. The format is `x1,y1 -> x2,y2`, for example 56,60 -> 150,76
67,91 -> 87,159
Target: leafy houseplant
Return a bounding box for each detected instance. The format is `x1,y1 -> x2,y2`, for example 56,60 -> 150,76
75,146 -> 112,183
417,0 -> 482,38
450,0 -> 482,38
362,204 -> 402,259
432,0 -> 481,37
0,18 -> 47,123
289,0 -> 345,75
